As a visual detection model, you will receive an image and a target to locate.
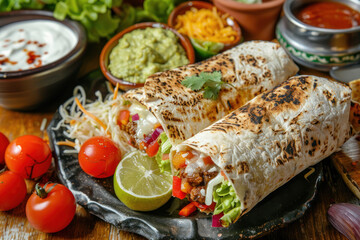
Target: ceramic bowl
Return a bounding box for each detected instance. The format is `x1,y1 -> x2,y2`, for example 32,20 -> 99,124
100,22 -> 195,91
276,0 -> 360,71
168,1 -> 242,57
213,0 -> 285,41
0,10 -> 86,111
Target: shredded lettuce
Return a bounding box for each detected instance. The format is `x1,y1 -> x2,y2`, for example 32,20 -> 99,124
0,0 -> 188,42
155,132 -> 172,173
213,181 -> 241,227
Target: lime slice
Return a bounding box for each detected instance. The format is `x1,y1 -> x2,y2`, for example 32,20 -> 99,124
113,150 -> 172,211
190,38 -> 224,60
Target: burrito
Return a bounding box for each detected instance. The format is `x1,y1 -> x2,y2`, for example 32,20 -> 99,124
118,41 -> 298,169
171,75 -> 354,227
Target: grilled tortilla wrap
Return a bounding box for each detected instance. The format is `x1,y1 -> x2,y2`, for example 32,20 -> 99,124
123,40 -> 298,146
171,75 -> 354,226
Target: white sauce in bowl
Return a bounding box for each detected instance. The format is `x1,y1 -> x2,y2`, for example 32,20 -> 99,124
0,20 -> 77,72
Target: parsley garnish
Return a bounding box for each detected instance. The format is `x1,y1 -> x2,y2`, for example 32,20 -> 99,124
181,71 -> 234,100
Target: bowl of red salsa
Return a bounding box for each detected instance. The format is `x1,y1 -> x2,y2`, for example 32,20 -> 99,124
276,0 -> 360,72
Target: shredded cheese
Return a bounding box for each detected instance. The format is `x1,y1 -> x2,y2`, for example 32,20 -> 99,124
75,97 -> 109,135
175,7 -> 238,44
53,85 -> 134,154
304,167 -> 315,181
57,140 -> 76,148
205,173 -> 224,206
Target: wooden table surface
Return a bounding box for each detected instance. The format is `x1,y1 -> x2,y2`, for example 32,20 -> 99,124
0,42 -> 358,240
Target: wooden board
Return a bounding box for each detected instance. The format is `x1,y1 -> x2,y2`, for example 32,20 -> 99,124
331,135 -> 360,199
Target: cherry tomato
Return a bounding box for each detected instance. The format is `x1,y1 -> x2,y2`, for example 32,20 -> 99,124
5,135 -> 52,179
0,132 -> 9,166
26,183 -> 76,233
0,171 -> 27,211
78,136 -> 122,178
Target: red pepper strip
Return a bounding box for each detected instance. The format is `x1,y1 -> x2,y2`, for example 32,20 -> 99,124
196,202 -> 216,212
146,140 -> 159,157
179,202 -> 198,217
172,176 -> 187,199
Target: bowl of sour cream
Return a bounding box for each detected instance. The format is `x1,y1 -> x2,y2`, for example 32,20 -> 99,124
0,10 -> 86,110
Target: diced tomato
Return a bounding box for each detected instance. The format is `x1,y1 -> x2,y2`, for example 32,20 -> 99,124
117,110 -> 130,126
181,179 -> 192,194
172,151 -> 193,170
196,202 -> 216,212
172,176 -> 187,199
203,156 -> 214,165
162,153 -> 170,160
179,202 -> 198,217
139,141 -> 147,151
146,140 -> 159,157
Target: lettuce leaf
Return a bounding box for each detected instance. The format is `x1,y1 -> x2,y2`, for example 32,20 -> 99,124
0,0 -> 188,42
155,132 -> 172,173
213,181 -> 241,227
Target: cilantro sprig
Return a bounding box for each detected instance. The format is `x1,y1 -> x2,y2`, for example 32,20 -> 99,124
181,71 -> 234,100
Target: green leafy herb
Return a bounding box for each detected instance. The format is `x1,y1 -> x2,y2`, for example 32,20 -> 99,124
181,71 -> 233,100
134,0 -> 185,23
155,132 -> 172,173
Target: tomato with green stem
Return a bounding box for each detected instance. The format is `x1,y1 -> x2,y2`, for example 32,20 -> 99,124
78,136 -> 122,178
0,132 -> 9,166
26,183 -> 76,233
0,171 -> 27,211
5,135 -> 52,179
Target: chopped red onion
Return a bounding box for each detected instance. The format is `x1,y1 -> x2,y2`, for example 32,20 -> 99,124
146,127 -> 163,144
212,212 -> 224,228
132,113 -> 139,121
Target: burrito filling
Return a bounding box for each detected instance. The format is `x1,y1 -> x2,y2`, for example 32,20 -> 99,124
118,101 -> 171,172
172,150 -> 241,227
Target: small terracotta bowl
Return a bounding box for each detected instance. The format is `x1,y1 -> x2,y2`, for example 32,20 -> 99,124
100,22 -> 195,91
168,1 -> 242,52
213,0 -> 285,41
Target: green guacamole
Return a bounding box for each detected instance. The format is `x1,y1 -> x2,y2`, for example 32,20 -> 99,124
108,27 -> 189,84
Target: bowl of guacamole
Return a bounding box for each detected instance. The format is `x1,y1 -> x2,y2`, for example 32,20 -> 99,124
100,22 -> 195,90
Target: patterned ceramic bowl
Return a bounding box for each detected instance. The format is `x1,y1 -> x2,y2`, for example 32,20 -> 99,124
276,0 -> 360,71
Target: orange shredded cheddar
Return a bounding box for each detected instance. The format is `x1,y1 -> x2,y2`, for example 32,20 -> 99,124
304,167 -> 315,181
75,97 -> 109,135
113,82 -> 119,101
175,7 -> 238,44
57,140 -> 76,148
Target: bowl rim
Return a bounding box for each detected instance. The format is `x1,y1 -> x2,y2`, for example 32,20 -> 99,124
283,0 -> 360,33
167,0 -> 242,50
213,0 -> 285,10
0,10 -> 87,79
99,21 -> 195,90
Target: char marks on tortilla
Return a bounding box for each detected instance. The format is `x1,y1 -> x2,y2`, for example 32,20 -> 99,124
124,41 -> 299,145
174,75 -> 353,215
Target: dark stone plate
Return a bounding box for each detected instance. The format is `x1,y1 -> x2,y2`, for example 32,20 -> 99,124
47,69 -> 323,240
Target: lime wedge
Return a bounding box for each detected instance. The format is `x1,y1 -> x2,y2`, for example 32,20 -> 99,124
113,150 -> 172,211
190,38 -> 224,60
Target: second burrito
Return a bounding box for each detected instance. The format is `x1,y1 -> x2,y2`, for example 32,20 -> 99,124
171,75 -> 354,227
